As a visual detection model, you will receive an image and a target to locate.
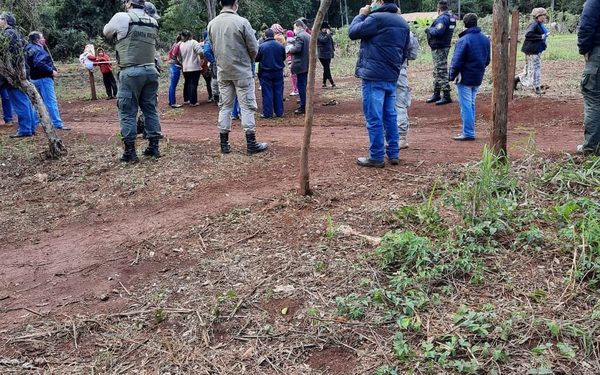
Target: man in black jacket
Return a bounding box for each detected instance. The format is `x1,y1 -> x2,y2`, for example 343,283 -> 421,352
578,0 -> 600,155
425,0 -> 456,105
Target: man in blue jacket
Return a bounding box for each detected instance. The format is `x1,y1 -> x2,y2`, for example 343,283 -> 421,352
426,0 -> 456,105
449,13 -> 490,141
349,0 -> 410,168
577,0 -> 600,155
25,31 -> 68,131
256,29 -> 286,118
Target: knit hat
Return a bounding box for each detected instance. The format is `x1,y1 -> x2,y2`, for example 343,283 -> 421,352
321,22 -> 330,29
265,29 -> 274,39
531,7 -> 547,18
0,12 -> 16,27
286,30 -> 294,38
271,23 -> 284,34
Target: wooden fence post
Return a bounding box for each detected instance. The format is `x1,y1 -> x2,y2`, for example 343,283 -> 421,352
299,0 -> 334,196
491,0 -> 509,160
508,10 -> 520,100
88,70 -> 97,100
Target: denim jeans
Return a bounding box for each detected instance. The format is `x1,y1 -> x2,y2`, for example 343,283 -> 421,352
259,70 -> 284,117
32,77 -> 64,129
296,72 -> 308,109
6,87 -> 38,135
117,65 -> 162,142
456,84 -> 480,138
1,87 -> 13,122
168,64 -> 181,105
362,80 -> 399,162
218,77 -> 257,133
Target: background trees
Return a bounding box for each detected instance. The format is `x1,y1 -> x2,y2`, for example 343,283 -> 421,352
0,0 -> 587,60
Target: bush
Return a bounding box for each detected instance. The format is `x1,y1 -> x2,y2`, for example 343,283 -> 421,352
47,28 -> 89,61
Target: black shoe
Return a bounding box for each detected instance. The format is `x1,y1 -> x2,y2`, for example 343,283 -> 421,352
388,158 -> 399,165
331,82 -> 336,88
213,95 -> 219,106
356,157 -> 384,168
322,83 -> 327,88
294,108 -> 305,115
426,92 -> 441,103
143,138 -> 161,158
259,114 -> 272,119
436,92 -> 452,105
534,87 -> 543,95
513,76 -> 520,90
220,132 -> 231,154
120,141 -> 139,163
453,134 -> 475,141
246,132 -> 268,155
9,132 -> 32,138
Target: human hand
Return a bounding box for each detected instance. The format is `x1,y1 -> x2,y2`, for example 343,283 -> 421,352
585,53 -> 590,62
359,4 -> 370,16
52,70 -> 58,78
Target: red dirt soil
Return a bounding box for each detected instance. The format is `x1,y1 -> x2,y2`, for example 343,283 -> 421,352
0,78 -> 584,332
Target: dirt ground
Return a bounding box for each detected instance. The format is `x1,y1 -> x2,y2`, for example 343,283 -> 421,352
0,60 -> 589,373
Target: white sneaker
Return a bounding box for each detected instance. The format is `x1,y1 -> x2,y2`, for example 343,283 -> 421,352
399,138 -> 409,149
577,144 -> 584,153
289,92 -> 298,96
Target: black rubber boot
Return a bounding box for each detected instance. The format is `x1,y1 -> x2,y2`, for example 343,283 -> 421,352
246,132 -> 268,155
213,95 -> 219,106
426,91 -> 441,103
120,140 -> 139,163
220,132 -> 231,154
436,91 -> 452,105
143,138 -> 161,158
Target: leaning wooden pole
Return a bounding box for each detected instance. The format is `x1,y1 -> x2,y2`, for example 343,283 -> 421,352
299,0 -> 334,196
508,10 -> 520,100
491,0 -> 509,160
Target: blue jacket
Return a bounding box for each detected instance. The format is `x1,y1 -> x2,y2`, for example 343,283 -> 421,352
203,40 -> 215,64
427,11 -> 456,50
521,20 -> 547,55
348,3 -> 410,82
25,43 -> 56,80
578,0 -> 600,55
256,38 -> 286,73
449,27 -> 490,87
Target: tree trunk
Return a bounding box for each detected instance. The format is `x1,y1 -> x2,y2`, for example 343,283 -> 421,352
508,10 -> 519,100
17,79 -> 67,159
298,0 -> 334,196
491,0 -> 509,161
204,0 -> 217,21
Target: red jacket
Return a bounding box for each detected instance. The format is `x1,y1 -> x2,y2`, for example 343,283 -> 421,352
87,54 -> 113,74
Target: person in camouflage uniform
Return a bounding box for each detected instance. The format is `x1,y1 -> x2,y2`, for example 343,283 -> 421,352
425,0 -> 456,105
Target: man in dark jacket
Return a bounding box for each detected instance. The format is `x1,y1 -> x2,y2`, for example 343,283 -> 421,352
426,0 -> 456,105
317,22 -> 335,88
25,31 -> 68,130
349,0 -> 410,168
577,0 -> 600,155
449,13 -> 490,141
289,19 -> 310,115
0,12 -> 38,138
256,29 -> 286,118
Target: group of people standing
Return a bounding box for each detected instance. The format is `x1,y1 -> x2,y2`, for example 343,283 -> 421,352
0,12 -> 69,138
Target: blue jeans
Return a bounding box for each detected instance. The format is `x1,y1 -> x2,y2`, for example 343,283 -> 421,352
1,87 -> 13,122
456,84 -> 479,138
361,80 -> 398,162
259,70 -> 284,117
168,64 -> 181,106
33,78 -> 64,129
6,87 -> 38,135
117,65 -> 161,142
296,72 -> 308,109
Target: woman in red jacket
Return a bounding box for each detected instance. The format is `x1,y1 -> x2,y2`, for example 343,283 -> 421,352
88,48 -> 118,99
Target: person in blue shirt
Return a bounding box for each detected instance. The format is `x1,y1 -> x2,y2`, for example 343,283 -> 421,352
577,0 -> 600,155
515,8 -> 549,95
25,31 -> 68,130
449,13 -> 490,141
425,0 -> 456,105
349,0 -> 410,168
256,29 -> 286,118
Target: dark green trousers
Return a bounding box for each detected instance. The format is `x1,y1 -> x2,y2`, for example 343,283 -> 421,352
582,47 -> 600,155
